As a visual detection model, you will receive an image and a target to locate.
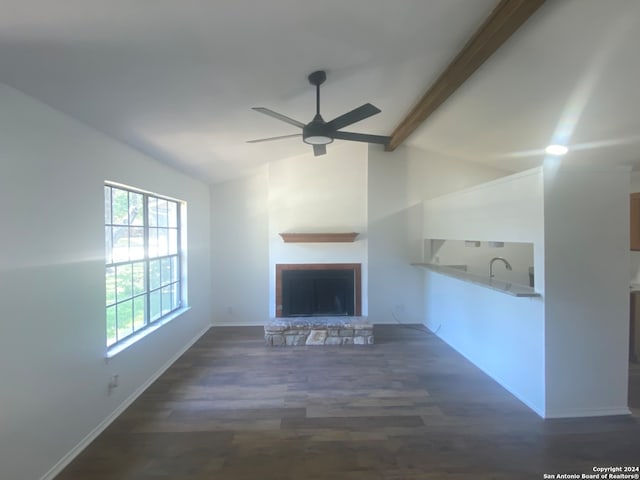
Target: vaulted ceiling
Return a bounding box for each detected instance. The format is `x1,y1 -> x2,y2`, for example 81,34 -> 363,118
1,0 -> 639,184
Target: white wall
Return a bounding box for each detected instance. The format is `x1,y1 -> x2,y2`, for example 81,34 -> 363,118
210,168 -> 269,325
424,272 -> 545,413
630,171 -> 640,283
367,144 -> 506,325
422,167 -> 543,240
268,143 -> 369,317
422,168 -> 546,415
208,142 -> 504,325
0,84 -> 211,480
209,142 -> 369,323
543,164 -> 630,417
422,164 -> 632,418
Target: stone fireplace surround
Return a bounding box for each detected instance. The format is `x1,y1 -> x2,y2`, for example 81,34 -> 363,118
267,263 -> 371,346
264,316 -> 373,346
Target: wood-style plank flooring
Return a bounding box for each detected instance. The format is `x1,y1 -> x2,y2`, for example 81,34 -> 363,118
57,325 -> 640,479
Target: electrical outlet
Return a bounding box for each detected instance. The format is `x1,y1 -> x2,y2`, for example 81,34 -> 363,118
108,374 -> 119,394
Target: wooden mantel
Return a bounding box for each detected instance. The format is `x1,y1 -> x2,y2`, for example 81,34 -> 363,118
279,232 -> 359,243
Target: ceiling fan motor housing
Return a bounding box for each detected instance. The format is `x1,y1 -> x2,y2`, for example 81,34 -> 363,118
303,114 -> 333,145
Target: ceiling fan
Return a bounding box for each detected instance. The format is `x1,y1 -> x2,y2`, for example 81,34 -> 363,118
247,70 -> 391,156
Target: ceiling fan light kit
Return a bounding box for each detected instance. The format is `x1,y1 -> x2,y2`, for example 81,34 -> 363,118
302,117 -> 333,145
248,70 -> 390,156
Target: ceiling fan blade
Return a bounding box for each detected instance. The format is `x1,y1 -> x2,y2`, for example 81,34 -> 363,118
246,133 -> 302,143
325,103 -> 381,131
332,131 -> 391,145
313,144 -> 327,156
252,107 -> 305,128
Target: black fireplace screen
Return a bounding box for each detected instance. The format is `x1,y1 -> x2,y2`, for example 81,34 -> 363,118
281,269 -> 355,317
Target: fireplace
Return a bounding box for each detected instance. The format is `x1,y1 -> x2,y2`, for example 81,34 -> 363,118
282,269 -> 354,316
276,263 -> 361,318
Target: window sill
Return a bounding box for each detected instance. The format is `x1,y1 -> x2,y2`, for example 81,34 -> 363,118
106,306 -> 191,359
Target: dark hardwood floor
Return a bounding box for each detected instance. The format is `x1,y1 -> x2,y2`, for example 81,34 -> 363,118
57,325 -> 640,479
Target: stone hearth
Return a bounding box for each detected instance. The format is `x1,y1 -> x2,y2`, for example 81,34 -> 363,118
264,316 -> 373,346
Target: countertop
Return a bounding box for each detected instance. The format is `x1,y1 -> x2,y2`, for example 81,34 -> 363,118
412,263 -> 541,298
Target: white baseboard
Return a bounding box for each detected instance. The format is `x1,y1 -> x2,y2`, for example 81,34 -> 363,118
41,325 -> 211,480
544,406 -> 631,419
212,321 -> 264,327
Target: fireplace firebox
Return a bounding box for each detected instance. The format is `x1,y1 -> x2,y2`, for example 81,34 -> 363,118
275,263 -> 361,318
282,269 -> 353,316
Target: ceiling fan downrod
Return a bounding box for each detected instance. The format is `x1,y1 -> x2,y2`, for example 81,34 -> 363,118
308,70 -> 326,118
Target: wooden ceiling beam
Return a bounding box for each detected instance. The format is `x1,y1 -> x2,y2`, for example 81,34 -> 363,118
386,0 -> 546,152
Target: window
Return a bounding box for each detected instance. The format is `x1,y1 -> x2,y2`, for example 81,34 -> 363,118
105,184 -> 182,348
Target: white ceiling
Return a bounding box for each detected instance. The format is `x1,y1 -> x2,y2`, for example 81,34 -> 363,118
1,0 -> 639,184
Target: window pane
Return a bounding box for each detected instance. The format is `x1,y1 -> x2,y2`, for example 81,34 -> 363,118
116,264 -> 133,301
158,228 -> 169,257
104,187 -> 112,224
148,227 -> 158,258
133,296 -> 146,331
117,300 -> 133,339
106,267 -> 116,306
157,199 -> 168,227
130,227 -> 144,260
105,226 -> 113,264
168,201 -> 177,228
132,262 -> 145,296
129,192 -> 144,226
161,257 -> 171,286
148,197 -> 158,227
112,226 -> 130,262
106,306 -> 117,346
112,188 -> 129,225
161,285 -> 172,315
168,228 -> 178,255
150,290 -> 161,322
149,259 -> 161,291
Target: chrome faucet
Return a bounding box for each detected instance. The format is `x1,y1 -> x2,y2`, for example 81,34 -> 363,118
489,257 -> 512,278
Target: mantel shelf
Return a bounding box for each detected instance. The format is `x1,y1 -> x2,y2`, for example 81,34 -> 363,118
279,232 -> 359,243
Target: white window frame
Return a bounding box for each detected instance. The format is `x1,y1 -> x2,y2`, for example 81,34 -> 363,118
104,183 -> 184,352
